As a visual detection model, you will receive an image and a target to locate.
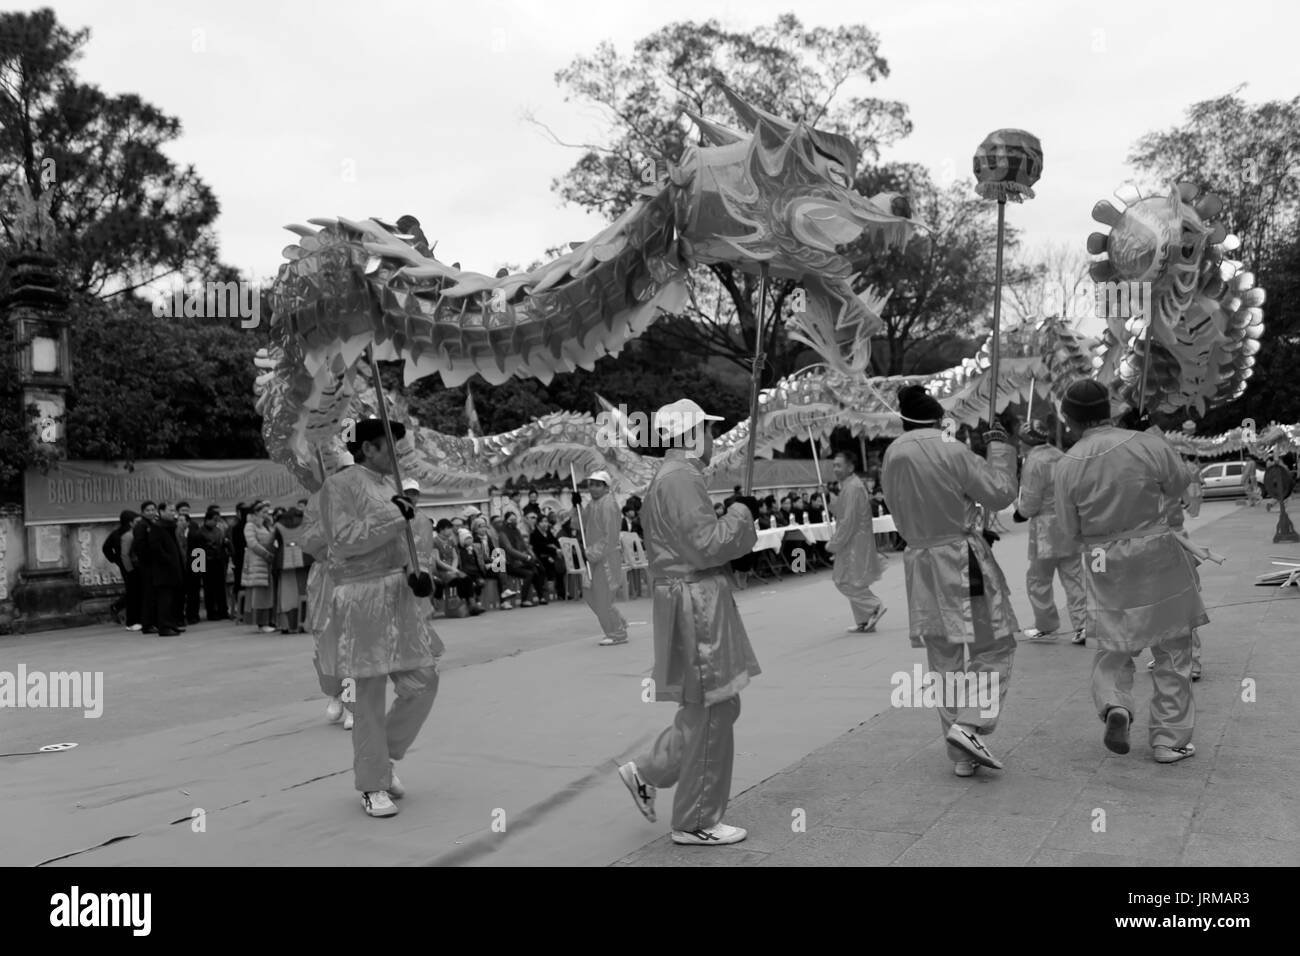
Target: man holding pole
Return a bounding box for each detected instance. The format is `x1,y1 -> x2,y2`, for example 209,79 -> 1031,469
1017,420 -> 1087,644
616,398 -> 760,845
309,418 -> 443,817
578,469 -> 629,646
827,448 -> 887,633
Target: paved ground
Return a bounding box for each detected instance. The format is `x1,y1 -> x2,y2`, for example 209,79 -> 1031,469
619,501 -> 1300,866
1,500 -> 1295,866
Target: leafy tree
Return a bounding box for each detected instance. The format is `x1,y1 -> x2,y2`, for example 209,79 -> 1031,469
0,7 -> 227,296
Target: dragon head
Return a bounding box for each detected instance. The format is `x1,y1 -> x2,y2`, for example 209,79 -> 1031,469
673,86 -> 913,281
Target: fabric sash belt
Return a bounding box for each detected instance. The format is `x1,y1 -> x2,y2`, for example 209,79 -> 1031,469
330,566 -> 406,585
1081,525 -> 1168,548
654,568 -> 725,587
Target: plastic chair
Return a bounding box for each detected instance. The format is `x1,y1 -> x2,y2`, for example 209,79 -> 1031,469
558,537 -> 586,599
621,532 -> 649,597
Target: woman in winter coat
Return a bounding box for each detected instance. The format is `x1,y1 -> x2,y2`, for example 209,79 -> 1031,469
241,500 -> 278,633
273,507 -> 312,633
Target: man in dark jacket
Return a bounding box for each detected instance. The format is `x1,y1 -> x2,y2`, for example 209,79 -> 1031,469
145,504 -> 187,636
131,501 -> 160,633
176,501 -> 203,624
102,510 -> 137,626
194,505 -> 231,621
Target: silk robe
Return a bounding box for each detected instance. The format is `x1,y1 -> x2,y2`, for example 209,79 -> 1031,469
1053,426 -> 1208,653
641,456 -> 758,705
306,465 -> 443,679
827,473 -> 884,591
581,491 -> 625,596
1018,444 -> 1079,561
881,430 -> 1021,647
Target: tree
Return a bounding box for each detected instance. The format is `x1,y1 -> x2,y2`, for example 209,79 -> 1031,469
853,162 -> 1027,374
537,13 -> 912,388
1006,240 -> 1092,328
1128,88 -> 1300,429
0,8 -> 227,296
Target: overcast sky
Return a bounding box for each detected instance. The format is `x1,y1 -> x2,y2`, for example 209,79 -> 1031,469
17,0 -> 1299,308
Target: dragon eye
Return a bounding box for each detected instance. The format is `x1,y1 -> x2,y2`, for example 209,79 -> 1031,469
827,164 -> 850,188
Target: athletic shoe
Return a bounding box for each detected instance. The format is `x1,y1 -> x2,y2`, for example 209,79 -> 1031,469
362,791 -> 399,818
945,723 -> 1003,770
325,697 -> 344,723
671,823 -> 747,846
1153,744 -> 1196,764
259,626 -> 278,634
953,760 -> 977,777
1103,707 -> 1131,754
862,606 -> 888,632
617,761 -> 657,822
501,589 -> 518,600
127,624 -> 143,632
1071,628 -> 1087,645
1022,627 -> 1057,641
520,600 -> 536,607
343,712 -> 354,731
598,636 -> 629,646
388,771 -> 405,800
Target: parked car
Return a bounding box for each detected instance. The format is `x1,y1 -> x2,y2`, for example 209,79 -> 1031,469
1199,461 -> 1266,498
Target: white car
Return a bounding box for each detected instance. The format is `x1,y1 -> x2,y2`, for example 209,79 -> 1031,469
1199,461 -> 1266,498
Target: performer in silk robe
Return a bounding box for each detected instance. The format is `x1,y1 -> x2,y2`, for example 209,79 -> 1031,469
581,470 -> 629,646
616,398 -> 759,846
308,419 -> 445,817
1053,380 -> 1207,765
881,386 -> 1019,777
827,449 -> 887,633
1017,422 -> 1086,644
302,480 -> 354,732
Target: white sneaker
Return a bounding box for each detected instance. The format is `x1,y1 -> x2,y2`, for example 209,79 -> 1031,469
671,822 -> 747,846
1022,628 -> 1057,641
617,761 -> 656,822
362,791 -> 399,817
953,760 -> 977,777
1153,743 -> 1196,764
946,723 -> 1004,770
325,697 -> 343,722
1071,628 -> 1087,645
259,625 -> 278,634
388,771 -> 405,800
127,624 -> 143,631
501,589 -> 518,600
342,712 -> 354,731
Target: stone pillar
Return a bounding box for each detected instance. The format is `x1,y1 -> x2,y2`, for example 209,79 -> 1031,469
4,250 -> 88,631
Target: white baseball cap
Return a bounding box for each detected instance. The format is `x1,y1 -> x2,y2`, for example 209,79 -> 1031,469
587,470 -> 612,485
654,398 -> 724,440
401,478 -> 421,493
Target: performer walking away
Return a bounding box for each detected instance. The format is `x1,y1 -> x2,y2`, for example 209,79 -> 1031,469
881,385 -> 1019,777
1017,421 -> 1086,644
1054,380 -> 1207,765
581,470 -> 629,646
307,419 -> 445,817
617,399 -> 759,845
827,449 -> 887,633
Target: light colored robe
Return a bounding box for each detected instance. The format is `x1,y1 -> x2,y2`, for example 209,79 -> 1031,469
881,430 -> 1020,647
307,465 -> 444,679
581,491 -> 624,597
1018,444 -> 1079,560
641,455 -> 758,705
1053,425 -> 1208,653
827,473 -> 883,606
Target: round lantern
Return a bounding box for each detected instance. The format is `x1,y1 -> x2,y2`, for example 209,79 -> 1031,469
973,129 -> 1043,203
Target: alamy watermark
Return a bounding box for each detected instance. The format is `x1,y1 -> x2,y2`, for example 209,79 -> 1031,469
0,666 -> 103,718
1040,278 -> 1153,323
890,664 -> 1000,719
152,280 -> 261,328
596,404 -> 707,453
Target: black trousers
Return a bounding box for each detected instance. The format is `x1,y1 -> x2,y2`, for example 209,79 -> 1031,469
507,562 -> 548,601
123,569 -> 143,625
184,571 -> 203,623
140,568 -> 157,630
154,585 -> 182,631
204,559 -> 229,620
434,576 -> 477,602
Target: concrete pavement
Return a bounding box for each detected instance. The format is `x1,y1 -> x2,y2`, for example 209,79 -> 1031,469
1,500 -> 1294,866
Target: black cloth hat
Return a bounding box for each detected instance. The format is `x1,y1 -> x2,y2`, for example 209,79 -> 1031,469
1061,380 -> 1112,423
351,417 -> 405,446
897,385 -> 944,424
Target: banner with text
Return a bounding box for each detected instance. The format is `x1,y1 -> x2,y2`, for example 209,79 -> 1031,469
24,460 -> 313,525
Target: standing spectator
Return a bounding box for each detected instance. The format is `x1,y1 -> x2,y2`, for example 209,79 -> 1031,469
230,502 -> 250,620
118,513 -> 145,630
176,502 -> 203,625
195,505 -> 230,621
500,512 -> 548,606
144,502 -> 186,636
131,501 -> 161,633
242,500 -> 278,633
102,510 -> 137,626
274,506 -> 312,633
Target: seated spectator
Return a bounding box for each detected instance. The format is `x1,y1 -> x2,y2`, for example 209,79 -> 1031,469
806,492 -> 826,523
756,500 -> 773,530
530,514 -> 566,600
774,496 -> 794,527
620,504 -> 642,537
432,518 -> 482,615
471,517 -> 516,602
500,512 -> 548,606
456,528 -> 488,613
